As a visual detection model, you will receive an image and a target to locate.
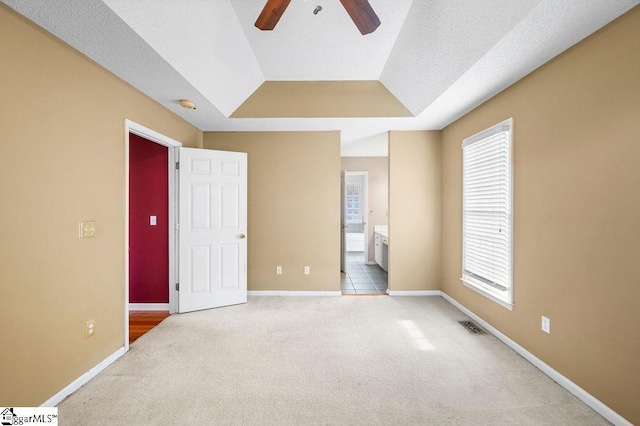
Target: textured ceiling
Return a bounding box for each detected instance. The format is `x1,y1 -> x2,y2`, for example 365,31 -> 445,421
2,0 -> 639,152
229,0 -> 413,81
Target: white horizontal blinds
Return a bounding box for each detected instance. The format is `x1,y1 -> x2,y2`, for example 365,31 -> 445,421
462,121 -> 512,302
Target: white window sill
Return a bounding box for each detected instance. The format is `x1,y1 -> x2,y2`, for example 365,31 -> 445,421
460,278 -> 514,311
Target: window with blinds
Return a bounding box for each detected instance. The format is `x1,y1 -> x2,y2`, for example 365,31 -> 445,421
461,118 -> 513,309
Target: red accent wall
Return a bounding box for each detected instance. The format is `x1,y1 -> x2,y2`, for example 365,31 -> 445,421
129,133 -> 169,303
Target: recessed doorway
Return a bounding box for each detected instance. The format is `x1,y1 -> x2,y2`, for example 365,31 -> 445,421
124,120 -> 182,351
127,132 -> 172,343
340,167 -> 388,295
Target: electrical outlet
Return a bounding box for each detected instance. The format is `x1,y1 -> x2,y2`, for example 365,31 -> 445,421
304,266 -> 310,275
85,319 -> 95,339
79,221 -> 96,238
276,266 -> 282,275
541,316 -> 551,334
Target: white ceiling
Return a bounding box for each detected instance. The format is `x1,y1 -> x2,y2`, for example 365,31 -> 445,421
230,0 -> 414,81
3,0 -> 639,152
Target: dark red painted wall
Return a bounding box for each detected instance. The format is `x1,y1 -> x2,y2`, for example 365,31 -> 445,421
129,133 -> 169,303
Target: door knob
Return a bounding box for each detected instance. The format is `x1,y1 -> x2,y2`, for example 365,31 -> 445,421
239,233 -> 246,239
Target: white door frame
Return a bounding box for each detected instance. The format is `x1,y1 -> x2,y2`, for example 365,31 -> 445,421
124,119 -> 181,352
344,171 -> 369,264
340,171 -> 346,273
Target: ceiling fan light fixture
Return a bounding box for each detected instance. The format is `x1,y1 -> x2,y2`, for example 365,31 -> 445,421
255,0 -> 379,35
180,99 -> 196,110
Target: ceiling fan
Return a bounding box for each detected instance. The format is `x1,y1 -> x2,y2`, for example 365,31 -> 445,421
255,0 -> 381,35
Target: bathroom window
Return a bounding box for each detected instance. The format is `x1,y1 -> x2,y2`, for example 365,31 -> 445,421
346,182 -> 361,223
461,118 -> 513,309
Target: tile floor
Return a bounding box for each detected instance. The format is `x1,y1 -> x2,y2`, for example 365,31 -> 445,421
341,251 -> 388,295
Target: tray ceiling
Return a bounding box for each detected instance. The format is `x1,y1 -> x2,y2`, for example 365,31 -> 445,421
2,0 -> 638,146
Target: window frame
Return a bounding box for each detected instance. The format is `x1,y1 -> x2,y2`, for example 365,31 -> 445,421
460,118 -> 514,310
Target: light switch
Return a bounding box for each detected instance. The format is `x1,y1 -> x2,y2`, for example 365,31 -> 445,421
150,216 -> 157,226
79,221 -> 96,238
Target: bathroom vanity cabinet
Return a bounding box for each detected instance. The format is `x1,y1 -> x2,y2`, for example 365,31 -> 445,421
374,228 -> 388,271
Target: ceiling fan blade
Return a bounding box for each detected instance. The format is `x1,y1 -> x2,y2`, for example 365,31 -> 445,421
339,0 -> 381,35
255,0 -> 293,31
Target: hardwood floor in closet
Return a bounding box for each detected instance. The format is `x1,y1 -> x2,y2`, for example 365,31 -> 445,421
129,311 -> 170,344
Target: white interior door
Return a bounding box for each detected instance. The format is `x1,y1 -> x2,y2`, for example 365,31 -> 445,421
340,171 -> 346,273
178,147 -> 247,313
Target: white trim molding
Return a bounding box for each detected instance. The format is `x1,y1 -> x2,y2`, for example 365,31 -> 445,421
41,347 -> 126,407
388,290 -> 442,297
125,119 -> 182,148
128,303 -> 171,311
441,292 -> 632,426
248,291 -> 341,297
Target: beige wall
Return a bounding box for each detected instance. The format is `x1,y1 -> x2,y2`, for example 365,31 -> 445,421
341,157 -> 388,264
0,5 -> 201,406
388,131 -> 442,291
3,1 -> 637,420
231,81 -> 412,118
204,132 -> 341,291
441,7 -> 640,423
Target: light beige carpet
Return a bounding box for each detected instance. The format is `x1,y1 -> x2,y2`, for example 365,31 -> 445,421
59,296 -> 608,425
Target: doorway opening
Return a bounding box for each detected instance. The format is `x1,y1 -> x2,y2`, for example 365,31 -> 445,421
124,120 -> 181,351
340,163 -> 389,295
345,171 -> 368,261
124,122 -> 249,348
128,133 -> 170,343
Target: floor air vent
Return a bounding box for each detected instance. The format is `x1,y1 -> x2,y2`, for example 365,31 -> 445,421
459,320 -> 487,335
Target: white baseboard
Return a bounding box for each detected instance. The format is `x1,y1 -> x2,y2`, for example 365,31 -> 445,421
128,303 -> 170,311
39,293 -> 629,425
365,261 -> 377,266
41,347 -> 126,407
248,291 -> 341,297
440,292 -> 631,426
388,290 -> 442,297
